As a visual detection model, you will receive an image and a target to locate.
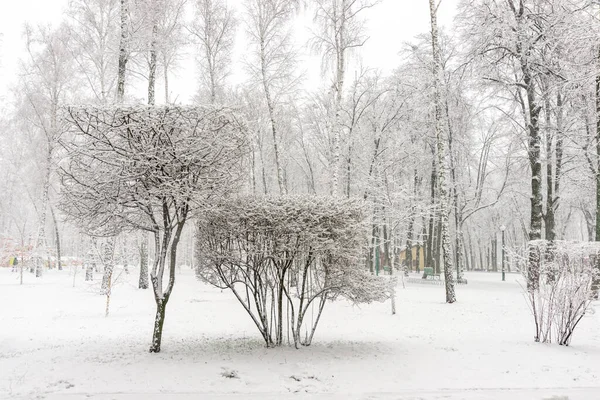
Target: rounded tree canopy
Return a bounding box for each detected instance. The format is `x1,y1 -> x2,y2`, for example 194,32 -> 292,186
59,105 -> 249,236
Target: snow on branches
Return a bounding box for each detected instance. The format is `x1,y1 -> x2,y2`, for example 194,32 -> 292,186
60,104 -> 249,353
60,105 -> 248,236
520,240 -> 599,346
196,195 -> 394,348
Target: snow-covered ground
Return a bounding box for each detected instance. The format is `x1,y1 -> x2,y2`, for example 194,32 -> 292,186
1,267 -> 599,400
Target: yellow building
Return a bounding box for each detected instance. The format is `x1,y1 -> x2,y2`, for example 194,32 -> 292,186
398,246 -> 425,272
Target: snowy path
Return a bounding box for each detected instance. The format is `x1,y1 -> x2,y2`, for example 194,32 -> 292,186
1,268 -> 599,399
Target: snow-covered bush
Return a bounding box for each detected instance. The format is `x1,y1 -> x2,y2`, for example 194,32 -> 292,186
196,195 -> 394,348
521,240 -> 599,346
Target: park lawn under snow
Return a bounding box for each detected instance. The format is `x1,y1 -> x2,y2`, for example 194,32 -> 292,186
1,267 -> 599,400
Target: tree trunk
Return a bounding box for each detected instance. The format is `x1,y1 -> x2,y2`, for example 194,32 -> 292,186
117,0 -> 129,102
595,45 -> 600,244
434,219 -> 442,274
405,170 -> 417,273
492,237 -> 497,272
479,237 -> 484,271
148,20 -> 158,105
445,95 -> 463,281
86,236 -> 97,281
164,56 -> 169,104
429,0 -> 455,302
416,231 -> 422,274
592,45 -> 600,297
139,233 -> 149,289
149,214 -> 186,353
330,0 -> 347,196
35,150 -> 52,278
524,68 -> 543,292
426,151 -> 436,271
101,238 -> 115,295
50,206 -> 62,271
260,41 -> 286,195
544,88 -> 555,243
149,297 -> 168,352
383,215 -> 391,272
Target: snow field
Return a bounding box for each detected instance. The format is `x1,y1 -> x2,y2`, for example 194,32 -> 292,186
1,267 -> 599,399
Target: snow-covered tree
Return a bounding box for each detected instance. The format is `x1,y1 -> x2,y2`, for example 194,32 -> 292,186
60,105 -> 248,352
310,0 -> 380,195
243,0 -> 300,195
189,0 -> 236,104
428,0 -> 455,303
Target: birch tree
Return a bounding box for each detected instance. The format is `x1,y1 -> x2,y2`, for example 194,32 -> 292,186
244,0 -> 300,195
428,0 -> 455,303
311,0 -> 379,195
116,0 -> 129,101
190,0 -> 236,104
65,0 -> 120,103
18,23 -> 77,278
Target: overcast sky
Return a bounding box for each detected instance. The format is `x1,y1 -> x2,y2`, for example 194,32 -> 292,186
0,0 -> 457,103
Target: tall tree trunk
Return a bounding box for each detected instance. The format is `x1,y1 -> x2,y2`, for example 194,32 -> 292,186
415,235 -> 422,274
260,40 -> 286,195
258,135 -> 269,195
596,45 -> 600,243
148,6 -> 158,106
35,149 -> 52,278
117,0 -> 129,102
524,68 -> 543,292
405,169 -> 418,273
164,56 -> 169,104
434,219 -> 442,274
368,212 -> 377,274
478,237 -> 484,271
330,0 -> 347,196
429,0 -> 455,302
543,85 -> 564,244
492,236 -> 497,271
594,45 -> 600,296
382,213 -> 390,272
445,98 -> 463,281
426,148 -> 436,271
50,206 -> 62,271
405,213 -> 415,273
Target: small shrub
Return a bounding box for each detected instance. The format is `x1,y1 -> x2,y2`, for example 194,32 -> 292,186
196,195 -> 393,348
520,240 -> 599,346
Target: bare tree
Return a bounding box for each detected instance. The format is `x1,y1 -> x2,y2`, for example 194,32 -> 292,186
244,0 -> 300,195
18,23 -> 77,278
60,105 -> 248,352
428,0 -> 455,303
189,0 -> 236,104
65,0 -> 120,103
311,0 -> 379,195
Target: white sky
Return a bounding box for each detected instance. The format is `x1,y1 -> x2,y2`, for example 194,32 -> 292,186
0,0 -> 457,103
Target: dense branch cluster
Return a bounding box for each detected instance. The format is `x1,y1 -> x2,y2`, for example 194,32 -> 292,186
196,195 -> 393,347
60,105 -> 248,235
